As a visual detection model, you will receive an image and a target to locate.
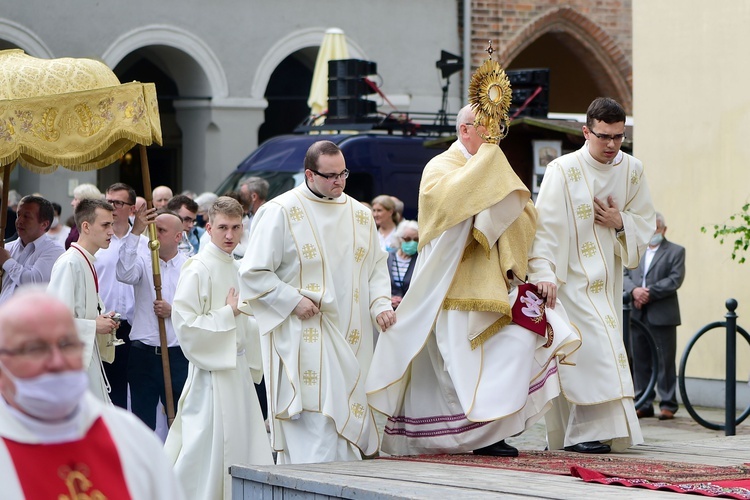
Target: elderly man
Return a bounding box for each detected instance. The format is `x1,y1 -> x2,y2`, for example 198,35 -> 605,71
48,199 -> 119,402
166,197 -> 272,499
152,185 -> 173,209
240,140 -> 395,464
0,289 -> 184,498
367,105 -> 579,457
528,97 -> 655,453
231,176 -> 269,259
0,196 -> 63,303
117,208 -> 188,430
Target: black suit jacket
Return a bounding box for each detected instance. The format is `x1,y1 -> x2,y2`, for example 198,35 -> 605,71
387,250 -> 416,297
623,239 -> 686,326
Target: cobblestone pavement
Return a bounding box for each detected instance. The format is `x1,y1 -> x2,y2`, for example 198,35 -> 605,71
506,405 -> 750,451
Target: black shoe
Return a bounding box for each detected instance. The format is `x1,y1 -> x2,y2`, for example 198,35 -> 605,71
564,441 -> 611,454
474,440 -> 519,457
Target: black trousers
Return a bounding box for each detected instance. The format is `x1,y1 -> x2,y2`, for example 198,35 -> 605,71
127,340 -> 189,430
103,320 -> 131,409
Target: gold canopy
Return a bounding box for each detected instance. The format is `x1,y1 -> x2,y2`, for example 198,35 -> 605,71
0,49 -> 162,172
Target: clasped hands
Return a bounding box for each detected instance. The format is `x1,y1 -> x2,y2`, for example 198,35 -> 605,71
293,296 -> 396,331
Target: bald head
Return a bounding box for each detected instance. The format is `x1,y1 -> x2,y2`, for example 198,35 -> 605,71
156,211 -> 184,259
0,290 -> 73,346
152,186 -> 173,209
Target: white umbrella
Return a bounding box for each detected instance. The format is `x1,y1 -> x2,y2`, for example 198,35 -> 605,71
307,28 -> 349,122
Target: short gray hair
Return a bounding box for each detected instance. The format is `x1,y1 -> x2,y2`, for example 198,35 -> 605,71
655,212 -> 665,227
73,183 -> 102,201
455,105 -> 475,134
395,219 -> 418,239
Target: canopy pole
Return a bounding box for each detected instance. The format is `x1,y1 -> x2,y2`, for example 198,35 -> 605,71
140,145 -> 176,426
0,164 -> 10,290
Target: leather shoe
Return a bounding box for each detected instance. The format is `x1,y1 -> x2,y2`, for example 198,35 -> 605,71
564,441 -> 611,454
636,406 -> 655,418
658,409 -> 675,420
474,440 -> 519,457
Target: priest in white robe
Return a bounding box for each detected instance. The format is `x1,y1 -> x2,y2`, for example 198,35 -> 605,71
165,197 -> 272,500
47,199 -> 120,402
366,105 -> 581,457
528,97 -> 655,453
239,140 -> 395,464
0,289 -> 184,499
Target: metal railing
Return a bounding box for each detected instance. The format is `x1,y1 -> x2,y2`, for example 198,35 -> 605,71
678,299 -> 750,436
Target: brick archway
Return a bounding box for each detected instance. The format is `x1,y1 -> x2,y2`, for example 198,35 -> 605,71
493,7 -> 632,112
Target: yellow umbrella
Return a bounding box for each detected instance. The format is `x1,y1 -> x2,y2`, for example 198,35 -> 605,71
307,28 -> 350,121
0,49 -> 176,424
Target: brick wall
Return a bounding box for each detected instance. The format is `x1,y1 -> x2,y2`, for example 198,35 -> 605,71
461,0 -> 632,111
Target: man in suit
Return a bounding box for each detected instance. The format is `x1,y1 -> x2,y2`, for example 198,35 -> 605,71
624,212 -> 686,420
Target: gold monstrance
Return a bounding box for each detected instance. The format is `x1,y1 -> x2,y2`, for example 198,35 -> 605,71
468,41 -> 512,144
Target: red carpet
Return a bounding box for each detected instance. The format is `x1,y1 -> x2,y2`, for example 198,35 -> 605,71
382,451 -> 750,498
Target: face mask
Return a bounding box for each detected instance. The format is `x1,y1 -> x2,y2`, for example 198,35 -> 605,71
1,367 -> 87,421
401,240 -> 418,256
51,216 -> 59,229
649,233 -> 664,247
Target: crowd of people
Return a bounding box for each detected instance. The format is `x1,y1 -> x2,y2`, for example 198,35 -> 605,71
0,95 -> 670,499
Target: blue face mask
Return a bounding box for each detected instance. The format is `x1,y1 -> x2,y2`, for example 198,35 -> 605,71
649,233 -> 664,247
401,240 -> 418,256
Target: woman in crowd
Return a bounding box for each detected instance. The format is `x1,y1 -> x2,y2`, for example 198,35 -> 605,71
387,220 -> 418,309
372,194 -> 399,252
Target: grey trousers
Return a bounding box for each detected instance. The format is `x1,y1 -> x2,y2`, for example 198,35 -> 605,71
631,319 -> 679,413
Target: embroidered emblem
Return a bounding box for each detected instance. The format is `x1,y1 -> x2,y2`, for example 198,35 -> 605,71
630,170 -> 640,185
58,464 -> 104,499
576,203 -> 593,220
351,403 -> 365,419
303,328 -> 319,343
520,292 -> 545,322
354,288 -> 359,303
289,206 -> 304,222
302,243 -> 317,260
354,247 -> 366,263
590,279 -> 604,294
0,118 -> 14,141
581,241 -> 597,257
567,167 -> 582,182
302,370 -> 318,386
618,353 -> 628,369
355,210 -> 369,226
305,283 -> 321,292
605,315 -> 617,329
347,329 -> 361,345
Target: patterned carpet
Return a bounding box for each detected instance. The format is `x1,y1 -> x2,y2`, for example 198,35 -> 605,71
382,451 -> 750,498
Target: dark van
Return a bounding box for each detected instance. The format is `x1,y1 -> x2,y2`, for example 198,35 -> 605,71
215,125 -> 453,220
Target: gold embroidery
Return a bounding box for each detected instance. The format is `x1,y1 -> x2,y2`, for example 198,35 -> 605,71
567,167 -> 582,182
576,203 -> 592,220
305,283 -> 321,292
630,170 -> 640,185
34,107 -> 59,141
605,315 -> 617,329
354,247 -> 365,263
58,464 -> 106,500
303,328 -> 319,343
347,329 -> 361,345
354,288 -> 359,303
581,241 -> 597,257
618,353 -> 628,369
590,279 -> 604,294
302,243 -> 317,260
289,206 -> 304,222
74,103 -> 104,137
355,210 -> 369,225
0,118 -> 14,141
351,403 -> 365,419
302,370 -> 318,386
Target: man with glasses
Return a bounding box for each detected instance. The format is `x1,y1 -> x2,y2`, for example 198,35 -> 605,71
240,140 -> 395,464
94,183 -> 139,409
0,289 -> 184,498
528,97 -> 656,454
166,195 -> 203,256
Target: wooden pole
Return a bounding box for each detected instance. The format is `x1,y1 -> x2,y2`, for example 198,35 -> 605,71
140,145 -> 176,426
0,165 -> 11,289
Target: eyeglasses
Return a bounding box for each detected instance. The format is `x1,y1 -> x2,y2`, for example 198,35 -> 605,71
106,199 -> 134,209
0,338 -> 84,361
589,130 -> 626,143
308,168 -> 350,181
402,236 -> 419,242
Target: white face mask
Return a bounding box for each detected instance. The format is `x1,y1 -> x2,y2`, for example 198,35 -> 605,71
50,216 -> 59,229
1,367 -> 87,421
649,233 -> 664,247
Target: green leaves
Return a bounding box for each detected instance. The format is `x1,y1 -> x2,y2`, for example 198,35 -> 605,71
701,202 -> 750,264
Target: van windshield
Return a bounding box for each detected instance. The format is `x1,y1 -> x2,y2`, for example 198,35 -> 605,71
215,170 -> 305,199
